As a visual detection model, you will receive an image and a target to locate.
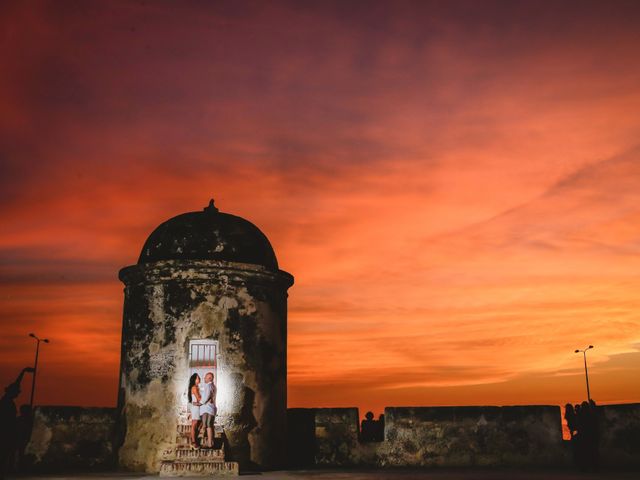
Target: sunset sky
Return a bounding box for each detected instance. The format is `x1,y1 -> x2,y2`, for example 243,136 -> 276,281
1,0 -> 640,415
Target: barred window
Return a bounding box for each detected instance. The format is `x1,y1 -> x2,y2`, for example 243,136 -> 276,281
189,340 -> 217,368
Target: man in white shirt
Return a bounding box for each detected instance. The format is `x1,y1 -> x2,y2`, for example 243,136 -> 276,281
199,372 -> 216,448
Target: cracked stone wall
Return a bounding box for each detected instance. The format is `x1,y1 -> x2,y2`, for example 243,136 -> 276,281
381,406 -> 564,467
23,403 -> 640,471
24,406 -> 117,471
313,408 -> 361,465
288,405 -> 566,468
118,259 -> 292,472
598,403 -> 640,468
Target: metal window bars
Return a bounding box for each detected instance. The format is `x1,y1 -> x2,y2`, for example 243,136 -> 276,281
189,343 -> 217,368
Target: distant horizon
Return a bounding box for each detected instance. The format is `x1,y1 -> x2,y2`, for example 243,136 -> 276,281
1,0 -> 639,413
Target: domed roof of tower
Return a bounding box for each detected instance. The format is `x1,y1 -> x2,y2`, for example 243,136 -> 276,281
138,199 -> 279,270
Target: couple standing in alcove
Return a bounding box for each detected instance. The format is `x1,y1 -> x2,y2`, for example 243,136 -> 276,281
187,372 -> 217,449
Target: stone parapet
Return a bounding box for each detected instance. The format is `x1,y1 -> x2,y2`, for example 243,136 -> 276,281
24,406 -> 118,472
19,403 -> 640,472
598,403 -> 640,468
287,405 -> 566,468
382,405 -> 564,467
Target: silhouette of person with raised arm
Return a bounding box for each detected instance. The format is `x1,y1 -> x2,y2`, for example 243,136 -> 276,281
0,367 -> 34,479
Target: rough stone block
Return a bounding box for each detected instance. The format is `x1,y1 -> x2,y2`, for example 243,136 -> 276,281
313,408 -> 360,466
24,406 -> 118,471
599,403 -> 640,467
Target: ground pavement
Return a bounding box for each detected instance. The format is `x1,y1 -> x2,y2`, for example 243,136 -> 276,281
9,470 -> 640,480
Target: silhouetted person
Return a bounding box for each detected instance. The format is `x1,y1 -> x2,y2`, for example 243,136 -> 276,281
376,413 -> 385,441
360,412 -> 384,443
0,367 -> 34,479
573,405 -> 581,441
564,403 -> 576,438
564,403 -> 579,466
16,405 -> 33,470
570,399 -> 600,472
360,411 -> 376,442
575,401 -> 590,471
586,400 -> 600,471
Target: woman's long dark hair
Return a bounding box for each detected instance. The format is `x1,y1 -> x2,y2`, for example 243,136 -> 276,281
187,373 -> 199,403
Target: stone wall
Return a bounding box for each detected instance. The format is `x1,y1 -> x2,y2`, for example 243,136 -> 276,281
24,406 -> 118,471
287,405 -> 566,468
382,406 -> 564,467
17,403 -> 640,471
314,408 -> 361,465
118,260 -> 292,472
599,403 -> 640,468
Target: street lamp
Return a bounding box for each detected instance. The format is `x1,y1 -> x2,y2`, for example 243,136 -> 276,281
29,333 -> 49,408
574,345 -> 594,402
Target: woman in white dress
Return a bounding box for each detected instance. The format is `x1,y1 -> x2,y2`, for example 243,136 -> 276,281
187,373 -> 202,449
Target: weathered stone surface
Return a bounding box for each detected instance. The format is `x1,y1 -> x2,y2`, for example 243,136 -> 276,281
160,460 -> 239,476
287,406 -> 566,468
19,402 -> 640,472
138,200 -> 279,270
11,468 -> 640,479
599,403 -> 640,467
314,408 -> 360,466
380,406 -> 564,467
118,258 -> 292,472
156,413 -> 239,476
24,406 -> 117,471
117,203 -> 293,473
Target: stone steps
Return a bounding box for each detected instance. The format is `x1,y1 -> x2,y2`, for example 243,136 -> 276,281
175,447 -> 225,461
174,436 -> 224,449
177,423 -> 224,435
176,432 -> 224,444
160,460 -> 239,476
160,420 -> 237,476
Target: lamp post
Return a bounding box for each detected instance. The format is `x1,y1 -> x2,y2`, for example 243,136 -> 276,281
574,345 -> 594,402
29,333 -> 49,408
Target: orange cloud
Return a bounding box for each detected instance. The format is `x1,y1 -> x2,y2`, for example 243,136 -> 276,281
1,0 -> 640,414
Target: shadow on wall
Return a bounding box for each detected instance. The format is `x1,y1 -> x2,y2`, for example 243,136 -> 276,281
224,383 -> 258,469
286,409 -> 316,468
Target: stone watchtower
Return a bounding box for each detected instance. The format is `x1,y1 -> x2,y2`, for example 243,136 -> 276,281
117,200 -> 293,474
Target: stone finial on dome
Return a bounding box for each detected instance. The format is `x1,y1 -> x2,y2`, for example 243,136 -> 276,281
204,198 -> 219,213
